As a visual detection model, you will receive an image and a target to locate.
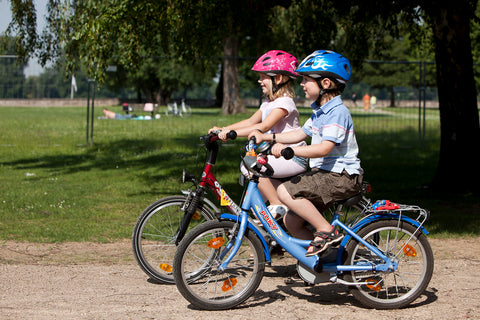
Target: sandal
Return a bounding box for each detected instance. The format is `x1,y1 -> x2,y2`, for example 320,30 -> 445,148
305,228 -> 344,257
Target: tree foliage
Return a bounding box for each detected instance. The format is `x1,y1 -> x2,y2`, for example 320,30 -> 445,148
3,0 -> 480,190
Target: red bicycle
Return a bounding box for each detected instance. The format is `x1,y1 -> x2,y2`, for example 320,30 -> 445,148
132,131 -> 241,284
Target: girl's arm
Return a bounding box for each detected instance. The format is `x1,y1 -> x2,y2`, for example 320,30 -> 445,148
232,108 -> 287,137
249,128 -> 307,145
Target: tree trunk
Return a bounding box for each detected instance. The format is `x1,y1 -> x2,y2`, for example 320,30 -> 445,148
428,3 -> 480,192
221,36 -> 245,115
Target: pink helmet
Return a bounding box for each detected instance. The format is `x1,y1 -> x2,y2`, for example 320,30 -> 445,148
251,50 -> 299,78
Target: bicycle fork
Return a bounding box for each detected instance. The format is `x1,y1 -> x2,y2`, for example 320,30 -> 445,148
173,187 -> 205,245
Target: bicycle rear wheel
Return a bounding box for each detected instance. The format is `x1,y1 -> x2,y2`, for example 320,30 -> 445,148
173,220 -> 265,310
132,195 -> 216,284
344,220 -> 434,309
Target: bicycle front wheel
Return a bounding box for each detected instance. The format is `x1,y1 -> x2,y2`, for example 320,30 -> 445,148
132,195 -> 216,284
344,219 -> 434,309
173,220 -> 266,310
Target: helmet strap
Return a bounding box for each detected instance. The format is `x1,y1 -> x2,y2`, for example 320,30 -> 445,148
270,76 -> 291,95
314,78 -> 344,105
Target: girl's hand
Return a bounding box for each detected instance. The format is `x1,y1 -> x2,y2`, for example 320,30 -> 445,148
247,131 -> 265,143
208,126 -> 222,133
218,129 -> 229,141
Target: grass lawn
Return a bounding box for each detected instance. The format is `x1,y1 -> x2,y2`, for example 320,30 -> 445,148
0,105 -> 478,242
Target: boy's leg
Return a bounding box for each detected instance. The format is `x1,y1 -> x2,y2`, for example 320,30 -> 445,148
277,184 -> 332,234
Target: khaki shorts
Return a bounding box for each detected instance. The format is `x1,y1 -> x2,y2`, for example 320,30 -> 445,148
282,169 -> 363,212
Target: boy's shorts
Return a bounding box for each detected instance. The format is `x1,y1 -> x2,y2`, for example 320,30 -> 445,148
282,169 -> 363,212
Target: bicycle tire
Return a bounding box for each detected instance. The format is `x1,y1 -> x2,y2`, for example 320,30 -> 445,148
344,219 -> 434,309
173,220 -> 265,310
132,195 -> 216,284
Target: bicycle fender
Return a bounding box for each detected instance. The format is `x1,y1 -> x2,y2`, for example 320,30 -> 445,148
220,213 -> 271,262
336,213 -> 429,263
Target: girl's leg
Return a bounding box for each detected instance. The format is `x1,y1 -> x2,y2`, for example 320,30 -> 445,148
258,178 -> 282,206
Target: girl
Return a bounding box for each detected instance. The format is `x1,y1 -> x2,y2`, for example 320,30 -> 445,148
210,50 -> 307,219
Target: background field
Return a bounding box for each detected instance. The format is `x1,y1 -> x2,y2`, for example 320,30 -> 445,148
0,105 -> 478,242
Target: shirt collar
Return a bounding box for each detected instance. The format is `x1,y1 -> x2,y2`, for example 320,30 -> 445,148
310,96 -> 343,117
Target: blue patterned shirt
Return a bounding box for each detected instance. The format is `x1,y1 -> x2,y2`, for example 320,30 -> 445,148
302,96 -> 363,175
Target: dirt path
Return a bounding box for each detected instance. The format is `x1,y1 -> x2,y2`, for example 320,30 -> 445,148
1,238 -> 479,319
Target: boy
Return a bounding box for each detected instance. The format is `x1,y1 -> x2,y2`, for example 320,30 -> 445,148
249,50 -> 363,256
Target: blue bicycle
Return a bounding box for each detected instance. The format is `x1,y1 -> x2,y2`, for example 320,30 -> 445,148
172,138 -> 434,310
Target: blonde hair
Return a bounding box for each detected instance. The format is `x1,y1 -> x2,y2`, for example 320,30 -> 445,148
265,75 -> 295,101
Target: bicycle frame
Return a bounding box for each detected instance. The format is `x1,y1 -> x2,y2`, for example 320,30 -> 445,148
219,175 -> 429,276
173,133 -> 241,244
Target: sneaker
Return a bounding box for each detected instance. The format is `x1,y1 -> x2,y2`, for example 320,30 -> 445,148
268,205 -> 288,220
252,205 -> 288,226
305,228 -> 344,257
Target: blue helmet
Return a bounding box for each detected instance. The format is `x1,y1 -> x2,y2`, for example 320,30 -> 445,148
296,50 -> 352,82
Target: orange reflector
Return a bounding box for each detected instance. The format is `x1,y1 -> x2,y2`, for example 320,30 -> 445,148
160,263 -> 172,273
366,279 -> 382,292
403,244 -> 417,257
192,212 -> 201,220
207,237 -> 225,249
222,278 -> 237,292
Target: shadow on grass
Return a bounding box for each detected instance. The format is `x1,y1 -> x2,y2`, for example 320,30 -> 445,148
2,129 -> 479,236
1,133 -> 246,201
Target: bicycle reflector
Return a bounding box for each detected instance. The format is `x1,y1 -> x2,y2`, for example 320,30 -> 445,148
222,278 -> 238,292
160,263 -> 173,273
366,279 -> 382,292
207,237 -> 225,249
403,244 -> 417,257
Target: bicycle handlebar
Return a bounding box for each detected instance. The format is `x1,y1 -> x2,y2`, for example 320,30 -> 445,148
201,130 -> 237,144
247,137 -> 295,160
281,147 -> 294,160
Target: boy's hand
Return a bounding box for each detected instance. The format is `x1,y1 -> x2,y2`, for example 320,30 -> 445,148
271,143 -> 287,158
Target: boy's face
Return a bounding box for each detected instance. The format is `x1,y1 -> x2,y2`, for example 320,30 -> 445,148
300,76 -> 320,100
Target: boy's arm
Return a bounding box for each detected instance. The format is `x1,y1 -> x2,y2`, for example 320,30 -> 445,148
287,140 -> 335,159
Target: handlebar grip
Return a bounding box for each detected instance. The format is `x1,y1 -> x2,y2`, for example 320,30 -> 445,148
281,147 -> 294,160
226,130 -> 237,140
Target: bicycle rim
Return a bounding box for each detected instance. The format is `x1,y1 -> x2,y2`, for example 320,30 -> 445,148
132,196 -> 215,284
173,220 -> 265,310
345,220 -> 434,309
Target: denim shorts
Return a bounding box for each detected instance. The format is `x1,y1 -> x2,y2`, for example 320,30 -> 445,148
282,169 -> 363,212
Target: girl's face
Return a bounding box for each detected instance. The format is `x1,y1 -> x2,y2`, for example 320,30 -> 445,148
300,76 -> 320,100
258,73 -> 272,96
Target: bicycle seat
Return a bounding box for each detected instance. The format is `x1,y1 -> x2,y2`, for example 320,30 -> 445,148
337,193 -> 362,207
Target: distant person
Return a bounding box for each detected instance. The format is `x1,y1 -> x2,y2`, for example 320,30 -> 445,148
370,94 -> 377,111
122,103 -> 131,114
363,93 -> 370,111
209,50 -> 308,220
351,93 -> 357,106
103,108 -> 134,119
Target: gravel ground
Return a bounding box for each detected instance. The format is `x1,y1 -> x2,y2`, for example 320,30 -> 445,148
0,238 -> 479,319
